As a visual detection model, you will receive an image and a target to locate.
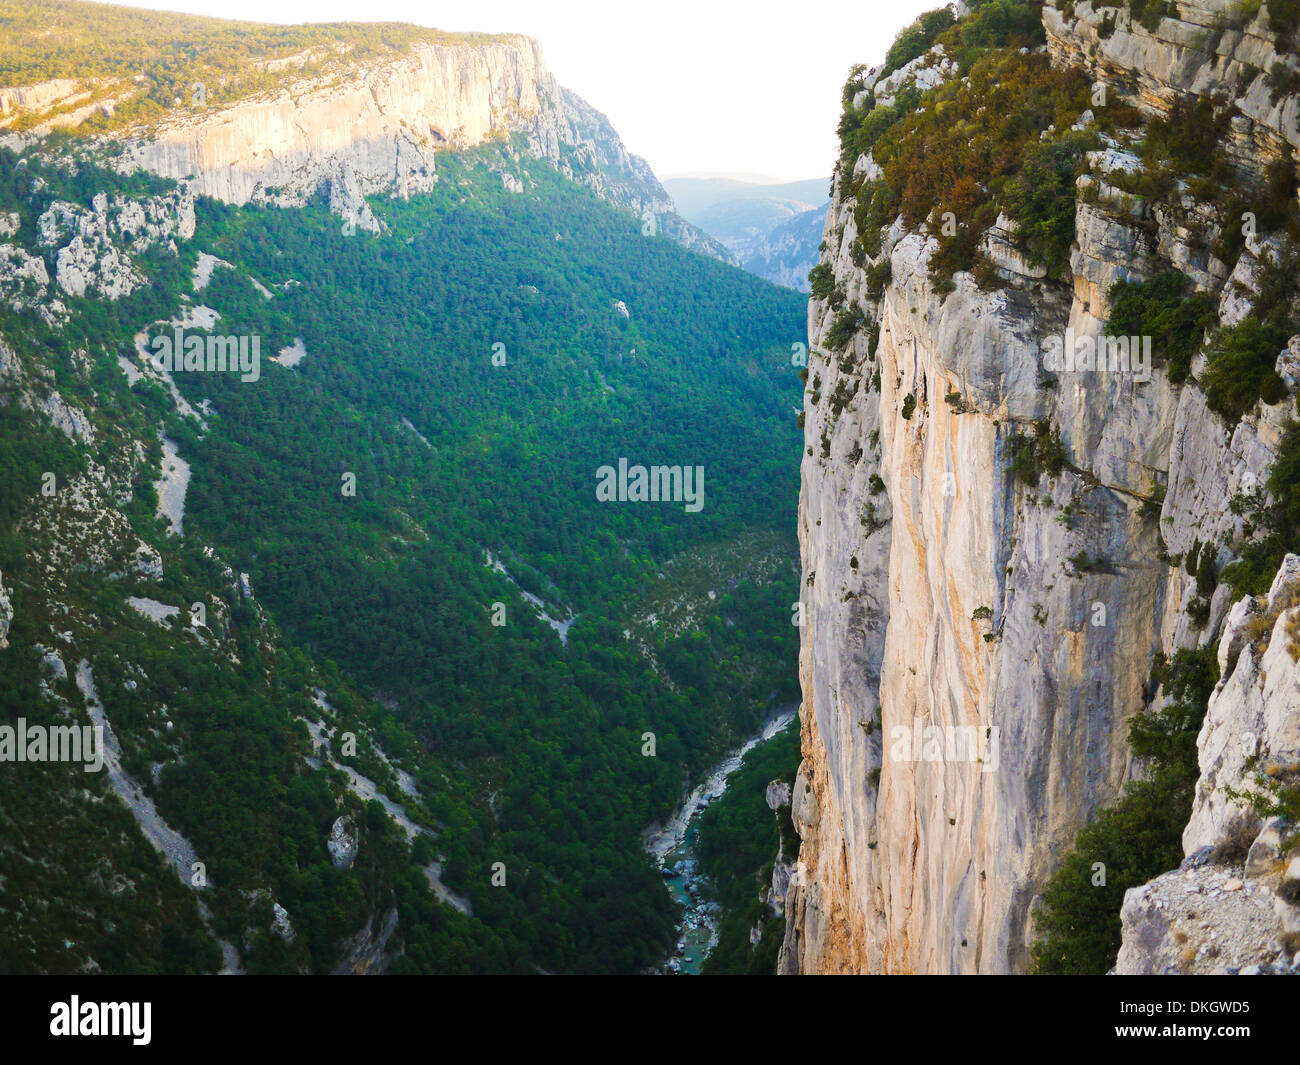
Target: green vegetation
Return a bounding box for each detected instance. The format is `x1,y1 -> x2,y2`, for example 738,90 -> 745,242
1267,0 -> 1300,42
1002,131 -> 1098,279
1128,0 -> 1177,32
1223,419 -> 1300,598
1202,237 -> 1298,421
697,723 -> 800,974
0,643 -> 221,973
880,7 -> 956,77
1105,271 -> 1217,383
0,133 -> 804,973
179,148 -> 803,972
1226,769 -> 1300,847
809,262 -> 836,301
1006,420 -> 1066,487
836,1 -> 1049,176
1032,645 -> 1219,974
1103,158 -> 1296,423
1266,60 -> 1300,107
826,305 -> 867,351
841,25 -> 1115,290
1201,316 -> 1292,420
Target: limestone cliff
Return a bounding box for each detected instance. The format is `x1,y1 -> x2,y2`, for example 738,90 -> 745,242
1116,556 -> 1300,974
1,34 -> 727,257
781,0 -> 1300,973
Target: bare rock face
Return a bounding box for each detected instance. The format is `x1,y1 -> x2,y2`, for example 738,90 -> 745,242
121,37 -> 549,214
331,908 -> 399,975
36,189 -> 194,299
766,780 -> 792,810
271,902 -> 295,941
1045,1 -> 1300,170
873,45 -> 958,108
1116,551 -> 1300,975
780,3 -> 1298,974
0,568 -> 12,650
0,242 -> 49,307
0,78 -> 83,119
1184,557 -> 1300,855
328,815 -> 358,871
1115,857 -> 1300,975
782,171 -> 1176,973
100,36 -> 727,259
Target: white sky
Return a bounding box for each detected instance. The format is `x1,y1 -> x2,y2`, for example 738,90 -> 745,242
87,0 -> 941,182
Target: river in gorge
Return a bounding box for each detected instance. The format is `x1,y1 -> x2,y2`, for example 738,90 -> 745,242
644,706 -> 797,974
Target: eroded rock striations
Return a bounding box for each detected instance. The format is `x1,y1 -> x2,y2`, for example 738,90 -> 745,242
781,0 -> 1300,973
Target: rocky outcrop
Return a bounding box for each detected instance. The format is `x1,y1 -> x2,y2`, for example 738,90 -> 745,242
781,1 -> 1299,974
1,336 -> 95,443
764,779 -> 795,919
0,568 -> 11,649
331,907 -> 399,975
873,44 -> 958,107
118,36 -> 546,229
328,815 -> 358,871
1116,556 -> 1300,974
36,189 -> 194,299
1045,1 -> 1300,170
782,170 -> 1196,973
1115,857 -> 1300,975
526,82 -> 730,260
747,778 -> 797,951
271,902 -> 295,941
0,79 -> 84,120
1185,557 -> 1300,853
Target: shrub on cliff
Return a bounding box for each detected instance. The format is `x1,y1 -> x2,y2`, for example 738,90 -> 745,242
1201,316 -> 1292,421
1003,131 -> 1099,279
834,0 -> 1047,181
1006,420 -> 1066,487
1142,95 -> 1233,180
881,6 -> 956,77
1105,271 -> 1217,383
1223,419 -> 1300,597
957,0 -> 1047,52
850,47 -> 1101,288
1128,0 -> 1176,32
809,262 -> 836,301
1268,0 -> 1300,42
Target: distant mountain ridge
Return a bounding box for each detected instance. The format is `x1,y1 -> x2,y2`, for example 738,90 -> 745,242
663,174 -> 829,291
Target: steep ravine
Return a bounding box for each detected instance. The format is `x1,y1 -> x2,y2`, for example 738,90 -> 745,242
781,0 -> 1300,974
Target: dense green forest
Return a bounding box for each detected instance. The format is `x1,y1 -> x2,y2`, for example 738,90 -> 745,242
0,133 -> 804,973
